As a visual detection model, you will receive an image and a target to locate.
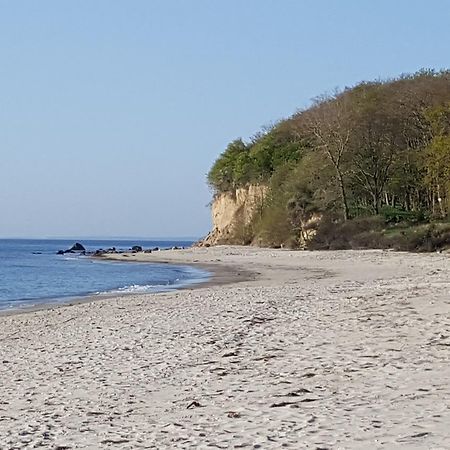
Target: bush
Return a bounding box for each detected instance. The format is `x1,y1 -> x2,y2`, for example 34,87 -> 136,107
381,206 -> 428,224
391,224 -> 450,251
308,216 -> 385,250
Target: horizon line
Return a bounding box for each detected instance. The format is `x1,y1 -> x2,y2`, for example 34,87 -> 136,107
0,235 -> 201,241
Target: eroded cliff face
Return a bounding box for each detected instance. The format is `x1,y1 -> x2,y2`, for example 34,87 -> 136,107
199,185 -> 267,246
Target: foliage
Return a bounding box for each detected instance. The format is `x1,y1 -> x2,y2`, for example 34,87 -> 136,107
309,218 -> 450,252
380,206 -> 428,224
423,103 -> 450,216
208,123 -> 304,192
207,70 -> 450,250
207,139 -> 248,192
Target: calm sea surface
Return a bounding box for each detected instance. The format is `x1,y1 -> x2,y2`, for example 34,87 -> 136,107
0,239 -> 208,311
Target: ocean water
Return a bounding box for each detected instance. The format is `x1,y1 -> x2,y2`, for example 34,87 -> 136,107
0,239 -> 209,311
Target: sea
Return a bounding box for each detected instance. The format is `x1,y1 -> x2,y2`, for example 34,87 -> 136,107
0,239 -> 209,311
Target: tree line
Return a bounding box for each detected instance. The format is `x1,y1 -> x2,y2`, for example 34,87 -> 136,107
207,70 -> 450,249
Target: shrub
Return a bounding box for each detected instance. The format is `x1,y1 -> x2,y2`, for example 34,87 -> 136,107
391,224 -> 450,251
308,216 -> 385,250
381,206 -> 428,224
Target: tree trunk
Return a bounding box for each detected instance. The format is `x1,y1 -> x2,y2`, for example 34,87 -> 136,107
336,169 -> 349,221
372,193 -> 380,215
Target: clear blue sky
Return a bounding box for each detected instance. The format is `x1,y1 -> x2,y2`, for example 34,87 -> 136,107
1,0 -> 449,238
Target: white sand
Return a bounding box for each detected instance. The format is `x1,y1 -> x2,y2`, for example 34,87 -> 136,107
0,246 -> 449,449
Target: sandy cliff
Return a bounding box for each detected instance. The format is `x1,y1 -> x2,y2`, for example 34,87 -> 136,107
199,184 -> 267,246
198,184 -> 320,248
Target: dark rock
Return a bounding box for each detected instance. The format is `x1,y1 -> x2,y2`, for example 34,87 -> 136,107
57,243 -> 85,255
68,242 -> 86,252
144,249 -> 152,253
131,245 -> 143,252
100,247 -> 116,254
152,247 -> 160,251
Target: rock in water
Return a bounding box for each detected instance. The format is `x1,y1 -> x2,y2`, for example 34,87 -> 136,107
56,243 -> 86,255
69,242 -> 86,252
131,245 -> 143,252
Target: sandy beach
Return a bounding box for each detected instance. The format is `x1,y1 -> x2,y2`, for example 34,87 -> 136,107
1,246 -> 449,449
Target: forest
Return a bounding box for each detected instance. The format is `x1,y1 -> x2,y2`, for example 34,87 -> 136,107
207,70 -> 450,250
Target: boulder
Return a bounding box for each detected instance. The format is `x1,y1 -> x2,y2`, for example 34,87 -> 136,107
69,242 -> 86,252
56,242 -> 86,255
131,245 -> 143,252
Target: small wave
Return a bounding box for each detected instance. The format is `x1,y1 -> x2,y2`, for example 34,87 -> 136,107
98,279 -> 191,296
118,284 -> 156,293
95,285 -> 155,295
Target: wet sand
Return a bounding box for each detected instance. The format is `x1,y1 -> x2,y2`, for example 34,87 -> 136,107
1,246 -> 449,449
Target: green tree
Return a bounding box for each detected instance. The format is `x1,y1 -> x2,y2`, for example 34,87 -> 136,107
207,139 -> 248,192
424,104 -> 450,217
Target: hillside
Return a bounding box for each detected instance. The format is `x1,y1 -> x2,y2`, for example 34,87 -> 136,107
204,70 -> 450,251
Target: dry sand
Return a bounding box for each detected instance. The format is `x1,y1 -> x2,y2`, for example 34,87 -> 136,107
0,246 -> 449,449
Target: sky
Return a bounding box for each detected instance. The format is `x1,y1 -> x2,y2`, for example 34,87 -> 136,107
0,0 -> 449,239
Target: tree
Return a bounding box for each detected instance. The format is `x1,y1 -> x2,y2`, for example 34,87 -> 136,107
423,104 -> 450,217
303,93 -> 353,221
207,139 -> 248,192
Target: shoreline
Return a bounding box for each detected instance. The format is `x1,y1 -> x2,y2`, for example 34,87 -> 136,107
96,250 -> 259,288
1,246 -> 449,448
0,254 -> 256,318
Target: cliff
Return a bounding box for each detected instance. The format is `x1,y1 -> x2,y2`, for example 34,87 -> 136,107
199,185 -> 267,246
